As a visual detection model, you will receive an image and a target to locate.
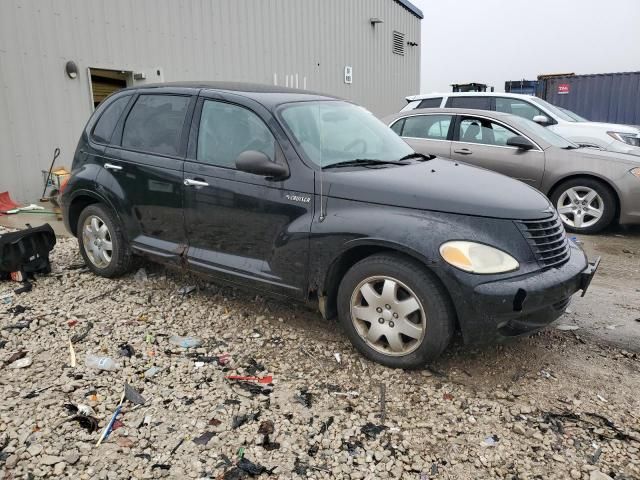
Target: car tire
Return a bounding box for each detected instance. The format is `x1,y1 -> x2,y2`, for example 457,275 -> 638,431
77,203 -> 132,277
337,253 -> 455,369
550,178 -> 616,234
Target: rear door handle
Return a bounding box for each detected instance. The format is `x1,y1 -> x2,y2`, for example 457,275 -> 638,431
104,162 -> 123,171
184,178 -> 209,187
453,148 -> 472,155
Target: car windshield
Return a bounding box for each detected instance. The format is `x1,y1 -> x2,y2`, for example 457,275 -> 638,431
528,97 -> 579,122
507,115 -> 578,149
278,101 -> 414,168
560,107 -> 588,122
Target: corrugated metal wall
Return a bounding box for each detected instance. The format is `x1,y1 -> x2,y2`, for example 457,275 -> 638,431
0,0 -> 421,201
542,72 -> 640,126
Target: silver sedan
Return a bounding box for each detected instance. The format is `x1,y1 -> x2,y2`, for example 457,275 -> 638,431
383,108 -> 640,233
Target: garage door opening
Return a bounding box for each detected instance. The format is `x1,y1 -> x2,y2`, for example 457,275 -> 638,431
88,68 -> 131,108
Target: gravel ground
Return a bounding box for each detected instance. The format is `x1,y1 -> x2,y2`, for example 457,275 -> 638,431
1,232 -> 639,480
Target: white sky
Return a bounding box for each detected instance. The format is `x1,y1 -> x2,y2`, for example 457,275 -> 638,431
410,0 -> 640,93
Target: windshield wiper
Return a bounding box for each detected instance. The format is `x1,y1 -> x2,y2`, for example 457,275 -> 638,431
322,158 -> 408,169
398,152 -> 435,161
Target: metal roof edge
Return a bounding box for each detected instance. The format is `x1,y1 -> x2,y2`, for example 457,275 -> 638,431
393,0 -> 423,19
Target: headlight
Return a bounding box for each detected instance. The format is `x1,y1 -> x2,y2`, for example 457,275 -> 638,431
631,167 -> 640,179
440,241 -> 519,274
607,131 -> 640,147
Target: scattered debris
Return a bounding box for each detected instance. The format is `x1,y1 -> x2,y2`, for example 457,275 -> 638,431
361,422 -> 387,439
118,343 -> 135,357
168,335 -> 203,348
245,358 -> 265,375
257,420 -> 274,435
556,324 -> 580,331
294,388 -> 312,408
69,415 -> 99,433
96,391 -> 126,446
4,350 -> 26,366
2,320 -> 31,330
134,268 -> 148,284
124,383 -> 146,405
85,354 -> 121,371
70,321 -> 93,344
208,417 -> 222,426
9,356 -> 32,368
68,339 -> 76,367
226,375 -> 273,384
334,352 -> 341,364
144,366 -> 162,379
177,285 -> 196,295
14,282 -> 32,294
115,437 -> 135,448
319,417 -> 334,435
193,431 -> 216,445
379,383 -> 386,424
237,457 -> 269,476
232,412 -> 260,429
482,434 -> 499,447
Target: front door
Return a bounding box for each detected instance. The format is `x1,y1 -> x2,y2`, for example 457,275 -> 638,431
391,113 -> 453,158
450,115 -> 545,188
97,90 -> 194,261
183,95 -> 313,298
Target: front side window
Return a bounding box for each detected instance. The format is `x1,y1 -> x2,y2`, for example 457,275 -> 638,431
401,115 -> 452,140
445,96 -> 491,110
495,97 -> 544,121
92,96 -> 130,143
197,101 -> 276,168
458,117 -> 520,147
279,101 -> 413,168
122,94 -> 190,155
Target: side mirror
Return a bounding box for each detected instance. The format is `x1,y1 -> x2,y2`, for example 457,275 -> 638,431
506,135 -> 535,150
235,150 -> 289,179
532,114 -> 551,126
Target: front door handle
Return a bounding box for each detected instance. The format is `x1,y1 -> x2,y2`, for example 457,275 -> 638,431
453,148 -> 472,155
104,162 -> 123,171
184,178 -> 209,187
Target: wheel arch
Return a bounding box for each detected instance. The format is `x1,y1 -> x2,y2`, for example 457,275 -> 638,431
318,240 -> 455,325
547,173 -> 621,219
66,190 -> 121,237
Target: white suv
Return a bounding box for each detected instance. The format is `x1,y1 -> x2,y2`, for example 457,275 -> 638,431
402,92 -> 640,156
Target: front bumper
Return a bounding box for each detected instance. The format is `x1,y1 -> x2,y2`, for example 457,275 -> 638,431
454,243 -> 598,345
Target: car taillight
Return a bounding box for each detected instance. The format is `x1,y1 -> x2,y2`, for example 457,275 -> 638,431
59,176 -> 70,194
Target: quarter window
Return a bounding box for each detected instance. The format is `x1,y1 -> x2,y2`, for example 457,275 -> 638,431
197,101 -> 276,168
390,118 -> 405,135
122,95 -> 190,155
458,117 -> 521,147
401,115 -> 452,140
92,96 -> 130,144
495,97 -> 545,121
445,96 -> 491,110
417,98 -> 442,109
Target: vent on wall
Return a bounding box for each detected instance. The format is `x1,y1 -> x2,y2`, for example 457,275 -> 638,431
392,31 -> 405,55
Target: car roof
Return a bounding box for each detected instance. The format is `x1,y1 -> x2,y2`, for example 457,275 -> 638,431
385,107 -> 516,122
406,91 -> 537,101
124,81 -> 341,109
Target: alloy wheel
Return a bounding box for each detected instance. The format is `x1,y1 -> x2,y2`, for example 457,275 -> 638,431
350,276 -> 426,356
82,215 -> 113,268
556,186 -> 604,229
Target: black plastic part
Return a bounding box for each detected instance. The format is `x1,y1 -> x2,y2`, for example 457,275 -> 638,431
580,256 -> 600,297
0,224 -> 56,277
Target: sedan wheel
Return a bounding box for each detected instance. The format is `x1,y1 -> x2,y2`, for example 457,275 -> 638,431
82,215 -> 113,268
350,276 -> 426,356
556,186 -> 603,230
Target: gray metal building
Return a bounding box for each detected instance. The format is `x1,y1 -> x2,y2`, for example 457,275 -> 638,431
0,0 -> 422,202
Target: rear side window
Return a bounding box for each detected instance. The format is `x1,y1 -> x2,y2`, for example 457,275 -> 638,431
400,115 -> 452,140
122,95 -> 190,155
417,98 -> 442,109
92,96 -> 130,143
197,100 -> 276,168
445,96 -> 491,110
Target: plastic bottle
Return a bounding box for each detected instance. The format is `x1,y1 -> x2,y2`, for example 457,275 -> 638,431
168,335 -> 203,348
85,354 -> 121,371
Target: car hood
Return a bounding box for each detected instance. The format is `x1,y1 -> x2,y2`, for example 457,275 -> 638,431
324,158 -> 553,220
562,147 -> 640,166
572,121 -> 640,135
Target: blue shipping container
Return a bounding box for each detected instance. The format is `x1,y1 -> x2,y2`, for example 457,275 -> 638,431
504,80 -> 538,96
540,72 -> 640,126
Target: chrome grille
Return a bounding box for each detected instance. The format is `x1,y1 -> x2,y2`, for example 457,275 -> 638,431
516,213 -> 570,269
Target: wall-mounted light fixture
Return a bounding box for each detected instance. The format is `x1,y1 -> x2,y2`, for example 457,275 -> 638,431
407,41 -> 419,47
65,60 -> 78,79
370,17 -> 383,26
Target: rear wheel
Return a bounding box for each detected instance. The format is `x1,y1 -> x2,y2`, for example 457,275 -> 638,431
551,178 -> 616,234
77,204 -> 132,277
337,253 -> 455,369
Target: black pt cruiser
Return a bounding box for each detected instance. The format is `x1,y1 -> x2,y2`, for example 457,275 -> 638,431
61,82 -> 599,368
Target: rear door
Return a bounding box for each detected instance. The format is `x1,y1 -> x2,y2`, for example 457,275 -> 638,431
449,115 -> 545,187
390,113 -> 453,157
182,92 -> 313,298
97,88 -> 195,261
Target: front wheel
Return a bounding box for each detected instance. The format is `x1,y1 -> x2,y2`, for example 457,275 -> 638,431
550,178 -> 616,234
337,253 -> 455,369
77,204 -> 132,277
